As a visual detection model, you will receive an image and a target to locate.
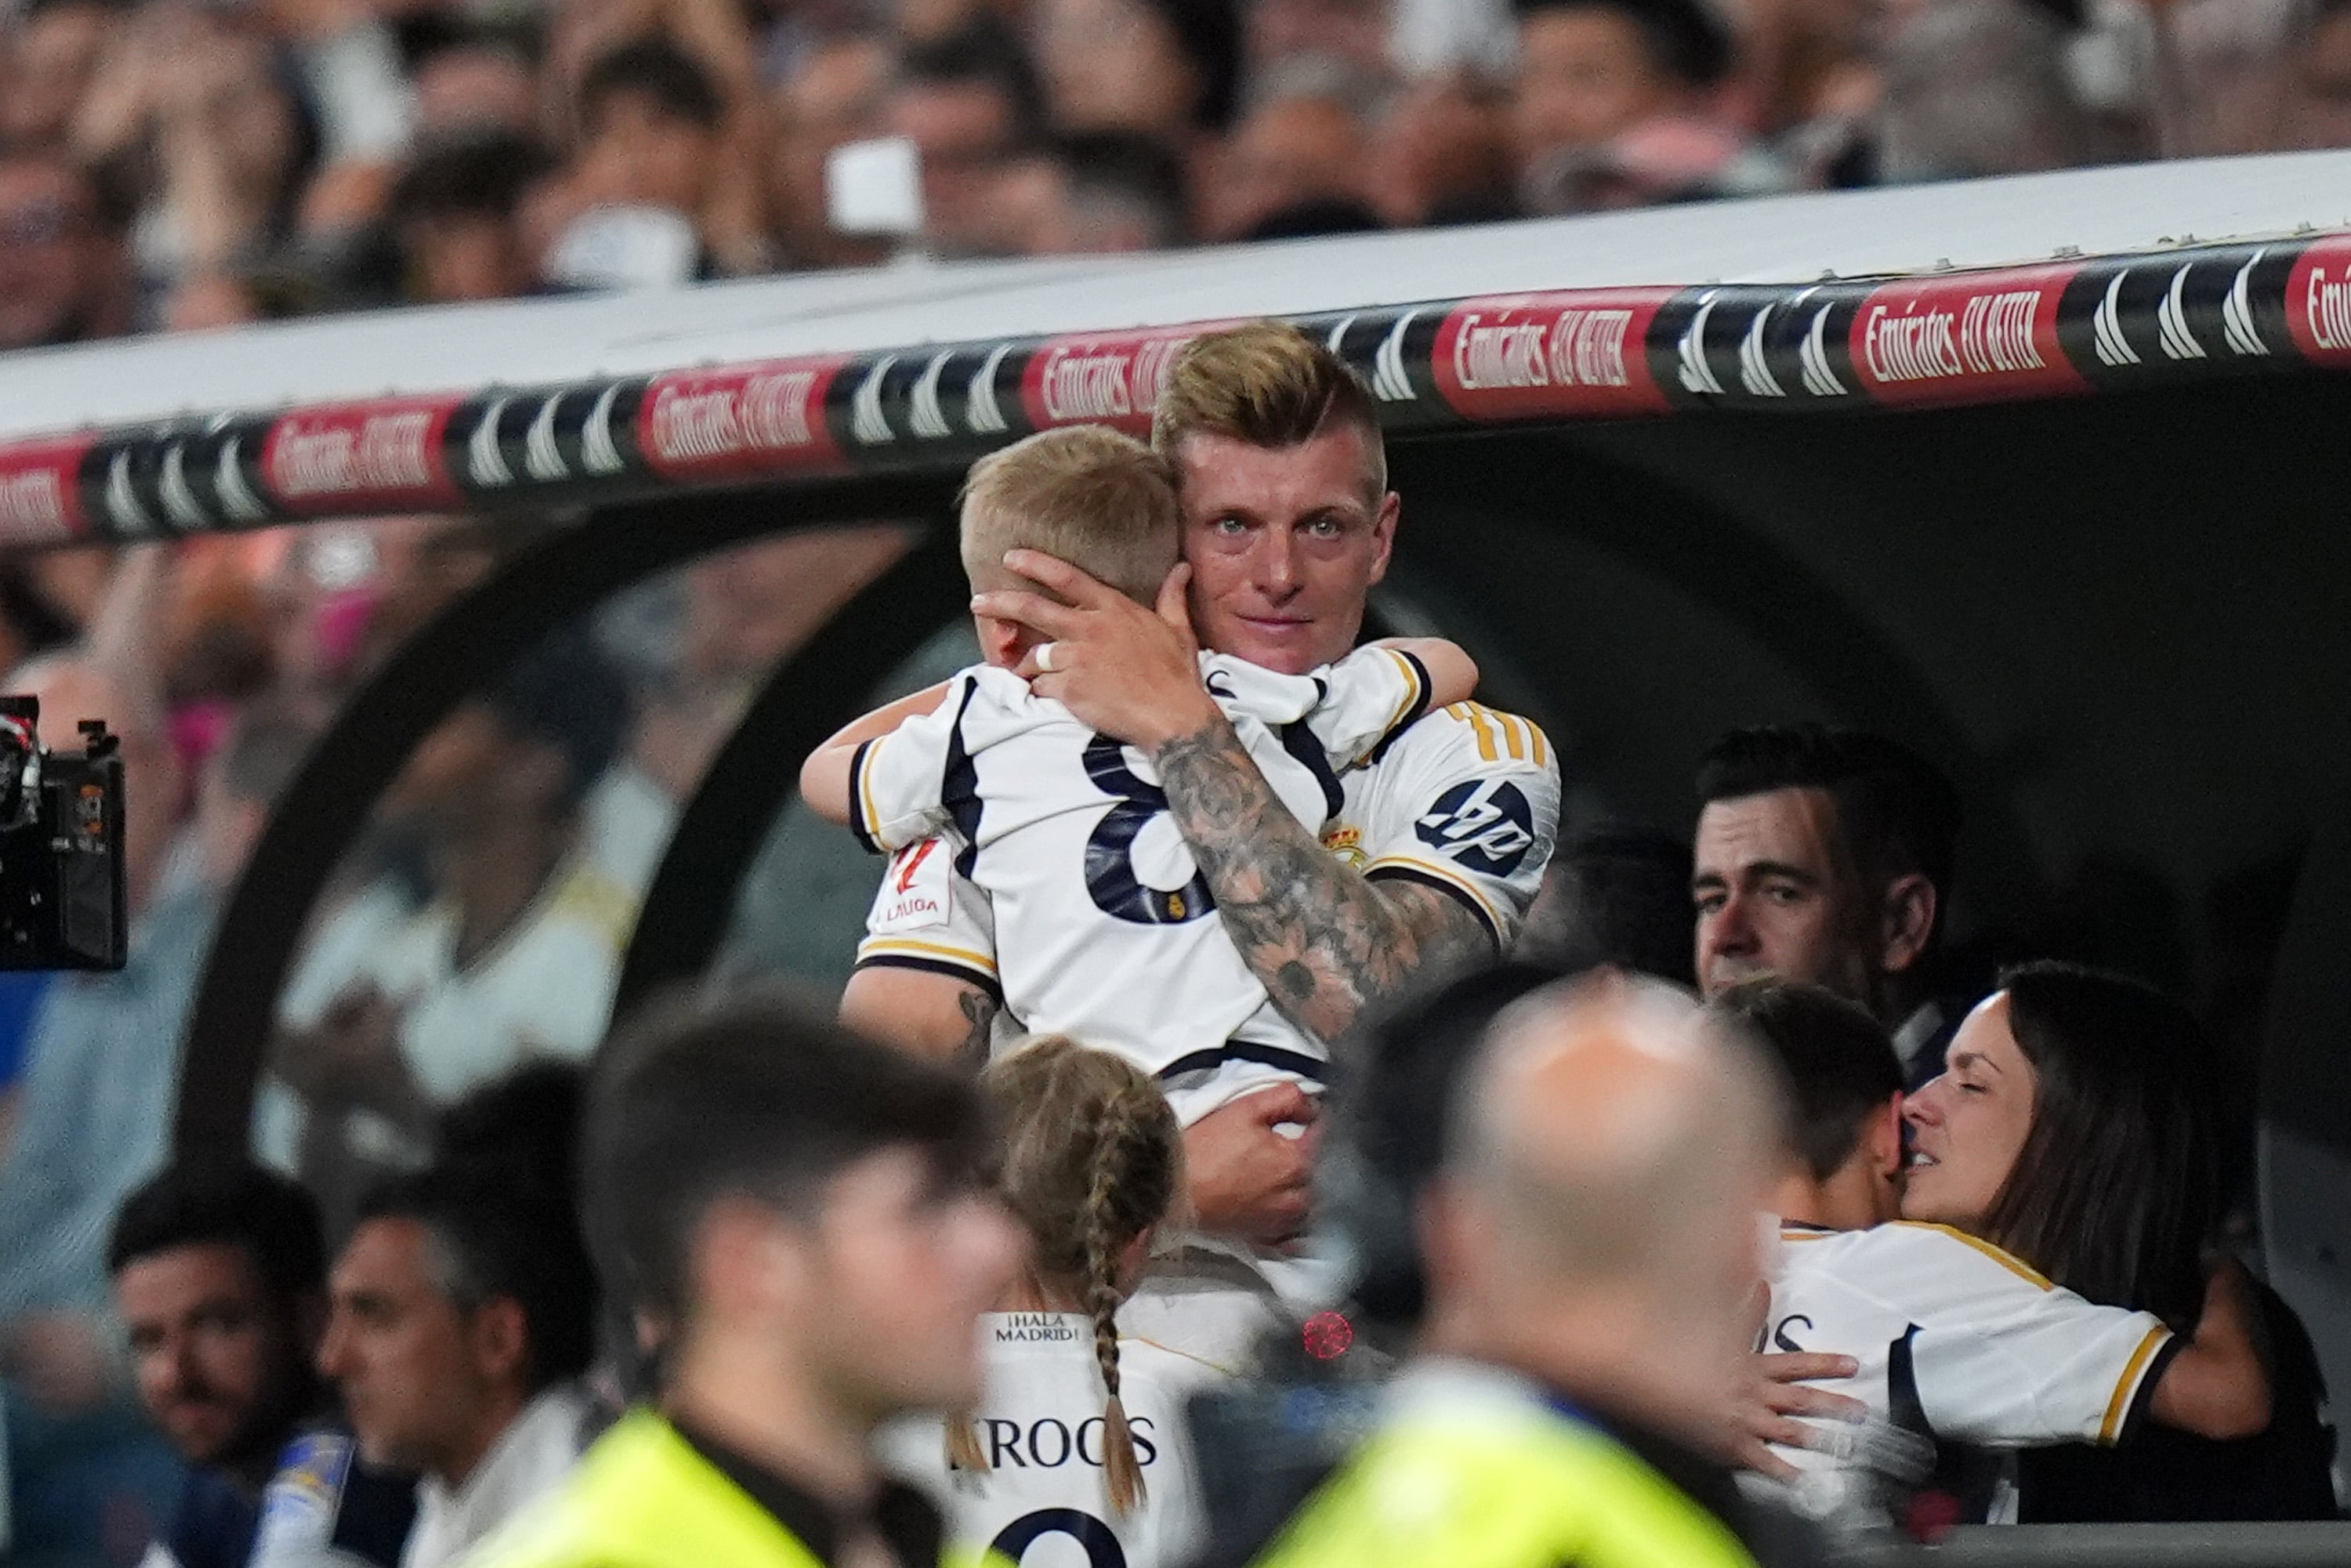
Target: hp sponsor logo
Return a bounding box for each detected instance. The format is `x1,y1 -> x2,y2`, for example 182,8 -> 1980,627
1414,779 -> 1536,876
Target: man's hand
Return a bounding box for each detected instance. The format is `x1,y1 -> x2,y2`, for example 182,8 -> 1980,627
1730,1351 -> 1865,1482
971,552 -> 1219,751
1183,1085 -> 1320,1251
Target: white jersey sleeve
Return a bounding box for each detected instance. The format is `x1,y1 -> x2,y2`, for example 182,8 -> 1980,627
849,670 -> 986,855
1200,646 -> 1431,773
1770,1222 -> 2176,1458
853,835 -> 1001,1001
1346,701 -> 1560,950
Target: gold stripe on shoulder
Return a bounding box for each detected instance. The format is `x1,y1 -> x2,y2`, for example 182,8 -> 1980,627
1889,1221 -> 2053,1291
2099,1325 -> 2171,1443
856,938 -> 1000,977
1450,702 -> 1499,762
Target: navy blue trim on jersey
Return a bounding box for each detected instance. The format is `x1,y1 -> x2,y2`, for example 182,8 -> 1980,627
1365,650 -> 1436,766
1277,719 -> 1346,822
846,740 -> 880,855
941,679 -> 984,880
1157,1041 -> 1327,1085
852,951 -> 1005,1004
1889,1324 -> 1930,1437
1364,863 -> 1502,950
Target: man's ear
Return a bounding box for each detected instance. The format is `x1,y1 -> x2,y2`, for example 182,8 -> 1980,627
1364,490 -> 1400,588
473,1296 -> 531,1387
1879,873 -> 1938,976
974,614 -> 1026,671
1868,1095 -> 1906,1183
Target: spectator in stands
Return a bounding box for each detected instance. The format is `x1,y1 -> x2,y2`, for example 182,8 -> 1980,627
1247,0 -> 1397,79
266,631 -> 635,1221
545,40 -> 726,289
1252,973 -> 1812,1568
1033,0 -> 1242,150
1365,71 -> 1518,226
411,34 -> 542,142
0,0 -> 113,150
1516,822 -> 1697,986
321,1146 -> 598,1568
389,133 -> 556,306
1202,74 -> 1382,241
1005,131 -> 1192,254
769,33 -> 893,269
1707,977 -> 1904,1232
1691,723 -> 1962,1079
1511,0 -> 1746,212
1871,0 -> 2101,182
472,989 -> 1024,1568
886,19 -> 1045,256
0,147 -> 132,350
110,1159 -> 414,1568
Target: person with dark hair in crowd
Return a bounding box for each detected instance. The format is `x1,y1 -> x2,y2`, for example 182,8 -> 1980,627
108,1159 -> 413,1568
1008,130 -> 1191,254
1516,822 -> 1697,985
0,146 -> 133,351
1512,0 -> 1746,208
389,132 -> 556,305
1252,973 -> 1817,1568
1691,723 -> 1964,1080
1899,965 -> 2338,1522
1715,976 -> 2278,1530
886,17 -> 1047,255
265,630 -> 637,1222
546,38 -> 727,289
321,1074 -> 600,1568
1034,0 -> 1242,149
470,988 -> 1024,1568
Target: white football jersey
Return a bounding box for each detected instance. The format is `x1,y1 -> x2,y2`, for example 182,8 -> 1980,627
849,646 -> 1437,1121
1763,1221 -> 2175,1519
853,688 -> 1561,1073
877,1312 -> 1234,1568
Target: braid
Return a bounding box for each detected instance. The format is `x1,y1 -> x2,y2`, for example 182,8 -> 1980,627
1084,1088 -> 1147,1515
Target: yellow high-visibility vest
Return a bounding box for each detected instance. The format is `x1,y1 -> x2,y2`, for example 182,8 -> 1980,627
1253,1363 -> 1765,1568
471,1409 -> 998,1568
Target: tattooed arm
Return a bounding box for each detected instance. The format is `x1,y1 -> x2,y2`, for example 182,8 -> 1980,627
1151,712 -> 1493,1041
841,963 -> 998,1065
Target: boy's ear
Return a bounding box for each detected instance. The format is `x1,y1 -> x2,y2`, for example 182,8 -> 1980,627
975,614 -> 1027,669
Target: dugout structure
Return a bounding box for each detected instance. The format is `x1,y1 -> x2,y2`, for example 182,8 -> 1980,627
2,150 -> 2349,1558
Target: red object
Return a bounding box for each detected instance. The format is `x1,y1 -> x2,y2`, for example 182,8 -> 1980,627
1302,1311 -> 1354,1360
1903,1489 -> 1964,1544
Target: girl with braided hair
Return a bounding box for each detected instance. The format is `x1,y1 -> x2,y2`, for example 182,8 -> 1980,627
882,1034 -> 1234,1567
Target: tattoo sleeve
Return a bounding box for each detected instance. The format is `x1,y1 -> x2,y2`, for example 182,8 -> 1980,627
1152,714 -> 1494,1045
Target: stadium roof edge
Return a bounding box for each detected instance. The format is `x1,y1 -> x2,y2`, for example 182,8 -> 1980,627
4,150 -> 2351,547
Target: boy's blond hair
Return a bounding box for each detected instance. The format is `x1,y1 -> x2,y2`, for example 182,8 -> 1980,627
958,426 -> 1180,604
1151,320 -> 1387,502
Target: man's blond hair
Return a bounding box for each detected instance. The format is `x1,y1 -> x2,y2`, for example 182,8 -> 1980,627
1151,321 -> 1387,500
959,426 -> 1180,604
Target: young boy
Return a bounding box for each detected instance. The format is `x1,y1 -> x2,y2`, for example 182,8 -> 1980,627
800,424 -> 1476,1127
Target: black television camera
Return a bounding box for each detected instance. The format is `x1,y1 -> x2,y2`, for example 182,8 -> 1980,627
0,696 -> 127,971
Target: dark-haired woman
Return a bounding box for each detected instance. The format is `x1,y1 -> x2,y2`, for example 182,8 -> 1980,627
1900,962 -> 2337,1522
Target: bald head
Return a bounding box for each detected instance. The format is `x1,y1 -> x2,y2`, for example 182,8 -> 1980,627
1425,973 -> 1787,1436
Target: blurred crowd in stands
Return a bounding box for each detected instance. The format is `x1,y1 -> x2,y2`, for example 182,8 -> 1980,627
6,0 -> 2351,343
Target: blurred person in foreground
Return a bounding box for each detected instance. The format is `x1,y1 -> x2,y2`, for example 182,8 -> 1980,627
1251,973 -> 1811,1567
110,1160 -> 412,1568
882,1038 -> 1230,1566
470,989 -> 1025,1568
264,632 -> 635,1222
1515,821 -> 1697,985
321,1073 -> 598,1568
1691,723 -> 1964,1080
1718,978 -> 2280,1531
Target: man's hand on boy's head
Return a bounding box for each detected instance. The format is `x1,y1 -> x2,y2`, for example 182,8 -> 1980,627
976,551 -> 1220,751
